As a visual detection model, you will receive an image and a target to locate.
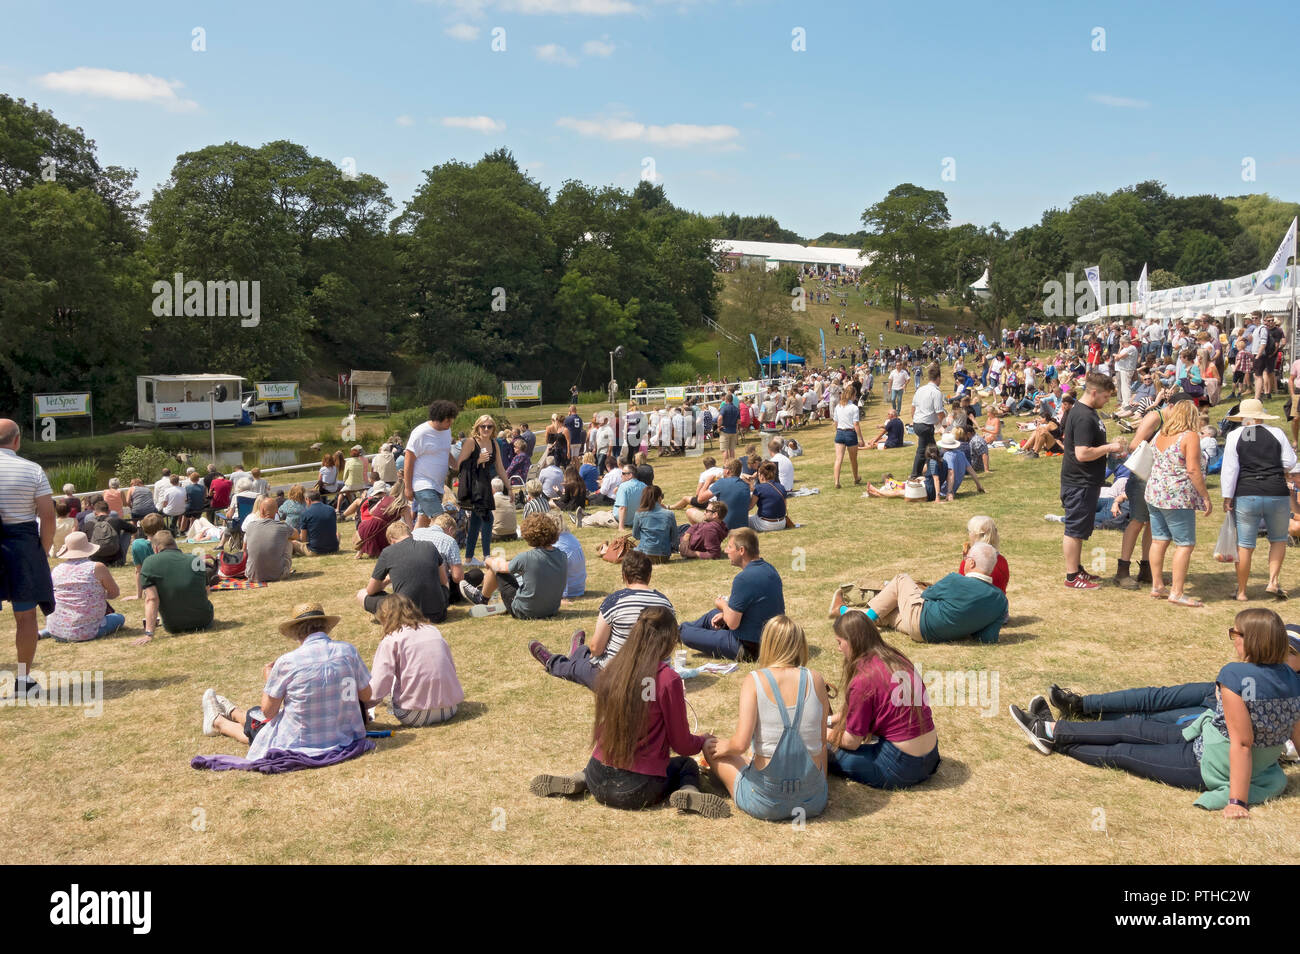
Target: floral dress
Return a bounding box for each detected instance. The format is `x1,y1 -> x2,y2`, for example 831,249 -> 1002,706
1144,436 -> 1203,513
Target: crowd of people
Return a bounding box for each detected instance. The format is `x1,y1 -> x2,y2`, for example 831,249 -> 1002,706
5,307 -> 1300,825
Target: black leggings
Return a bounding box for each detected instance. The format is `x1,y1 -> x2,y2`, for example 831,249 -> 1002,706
583,756 -> 700,810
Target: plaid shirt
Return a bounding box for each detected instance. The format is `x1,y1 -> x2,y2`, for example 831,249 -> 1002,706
248,633 -> 371,760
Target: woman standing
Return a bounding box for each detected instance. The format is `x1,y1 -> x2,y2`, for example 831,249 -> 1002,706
1145,400 -> 1213,607
832,381 -> 865,489
1220,398 -> 1297,601
456,415 -> 509,566
704,616 -> 830,820
544,413 -> 570,468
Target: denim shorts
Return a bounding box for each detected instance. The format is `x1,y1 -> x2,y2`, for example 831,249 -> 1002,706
412,489 -> 442,518
1148,505 -> 1197,547
734,762 -> 828,821
834,428 -> 859,446
1233,495 -> 1291,549
1126,475 -> 1149,525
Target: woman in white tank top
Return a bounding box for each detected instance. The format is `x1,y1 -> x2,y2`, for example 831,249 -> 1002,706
704,616 -> 831,819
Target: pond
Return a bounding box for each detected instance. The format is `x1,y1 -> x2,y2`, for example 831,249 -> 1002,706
64,448 -> 325,492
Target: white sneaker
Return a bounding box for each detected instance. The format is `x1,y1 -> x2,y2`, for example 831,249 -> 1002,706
1044,514 -> 1064,523
1284,739 -> 1300,763
202,689 -> 221,736
471,601 -> 508,618
213,692 -> 237,721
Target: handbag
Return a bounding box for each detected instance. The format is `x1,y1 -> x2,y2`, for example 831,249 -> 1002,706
1123,440 -> 1153,480
599,535 -> 632,564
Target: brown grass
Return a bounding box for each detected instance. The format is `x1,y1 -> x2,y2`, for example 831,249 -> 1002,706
2,391 -> 1298,864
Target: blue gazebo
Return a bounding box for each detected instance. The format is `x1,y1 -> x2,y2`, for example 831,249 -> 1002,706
758,348 -> 806,369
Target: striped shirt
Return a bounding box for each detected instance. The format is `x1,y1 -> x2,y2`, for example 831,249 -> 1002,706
594,587 -> 674,668
0,447 -> 53,523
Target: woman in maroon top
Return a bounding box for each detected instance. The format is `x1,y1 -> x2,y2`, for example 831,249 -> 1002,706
827,609 -> 940,789
530,606 -> 729,817
354,485 -> 411,559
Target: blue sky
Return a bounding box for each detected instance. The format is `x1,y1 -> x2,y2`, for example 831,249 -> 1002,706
2,0 -> 1298,239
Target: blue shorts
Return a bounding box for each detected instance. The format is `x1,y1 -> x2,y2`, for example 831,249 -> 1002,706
1233,495 -> 1290,549
1148,505 -> 1197,547
1126,475 -> 1149,525
834,428 -> 859,447
3,601 -> 37,612
413,489 -> 443,518
734,762 -> 828,822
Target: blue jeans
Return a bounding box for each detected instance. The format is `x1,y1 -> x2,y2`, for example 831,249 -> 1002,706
1082,682 -> 1215,723
584,755 -> 699,810
829,739 -> 940,789
679,610 -> 753,660
545,643 -> 599,690
890,390 -> 904,414
41,613 -> 125,642
465,510 -> 492,561
1052,717 -> 1204,789
1233,495 -> 1290,548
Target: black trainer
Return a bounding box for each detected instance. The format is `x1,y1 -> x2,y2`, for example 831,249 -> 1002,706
1028,694 -> 1052,724
1009,704 -> 1053,754
1049,684 -> 1084,718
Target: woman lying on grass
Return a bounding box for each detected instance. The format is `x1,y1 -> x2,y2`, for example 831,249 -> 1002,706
1010,608 -> 1300,819
703,616 -> 830,820
530,606 -> 730,818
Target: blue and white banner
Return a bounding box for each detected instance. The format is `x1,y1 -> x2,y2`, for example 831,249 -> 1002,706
749,333 -> 762,367
819,328 -> 826,364
1085,265 -> 1102,309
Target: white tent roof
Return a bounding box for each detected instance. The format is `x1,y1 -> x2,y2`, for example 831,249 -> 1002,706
714,239 -> 872,268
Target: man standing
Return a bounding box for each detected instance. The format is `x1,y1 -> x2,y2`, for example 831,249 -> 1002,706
718,392 -> 740,463
1060,372 -> 1127,589
1113,331 -> 1140,408
405,400 -> 459,528
909,363 -> 944,479
563,405 -> 584,451
0,419 -> 55,697
678,528 -> 784,661
888,362 -> 909,415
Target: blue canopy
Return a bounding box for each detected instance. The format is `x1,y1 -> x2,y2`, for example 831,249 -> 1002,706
758,348 -> 805,366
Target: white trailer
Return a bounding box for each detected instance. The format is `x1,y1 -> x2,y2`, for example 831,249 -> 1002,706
136,374 -> 245,429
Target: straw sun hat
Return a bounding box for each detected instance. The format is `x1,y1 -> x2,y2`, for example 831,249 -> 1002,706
277,602 -> 341,637
1227,399 -> 1279,422
56,531 -> 98,559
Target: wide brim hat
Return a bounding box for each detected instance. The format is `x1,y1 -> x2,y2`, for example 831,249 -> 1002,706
937,434 -> 962,449
1228,399 -> 1279,421
278,602 -> 341,637
56,531 -> 98,559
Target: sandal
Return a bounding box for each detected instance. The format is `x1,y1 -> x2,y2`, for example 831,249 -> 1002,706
1149,588 -> 1169,600
1167,595 -> 1203,608
1267,588 -> 1289,601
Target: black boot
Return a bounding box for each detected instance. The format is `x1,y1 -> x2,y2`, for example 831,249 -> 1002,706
1113,558 -> 1138,590
1135,560 -> 1152,584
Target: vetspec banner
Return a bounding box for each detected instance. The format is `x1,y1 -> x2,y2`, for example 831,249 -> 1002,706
33,393 -> 92,418
503,381 -> 542,400
255,382 -> 299,401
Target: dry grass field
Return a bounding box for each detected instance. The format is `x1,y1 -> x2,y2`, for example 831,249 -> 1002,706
3,391 -> 1298,865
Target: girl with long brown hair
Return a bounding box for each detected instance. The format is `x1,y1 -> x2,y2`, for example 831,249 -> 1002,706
367,594 -> 464,727
826,608 -> 940,789
529,606 -> 728,817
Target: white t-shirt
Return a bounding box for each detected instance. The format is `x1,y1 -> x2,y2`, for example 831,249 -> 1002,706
406,421 -> 453,493
769,453 -> 794,492
833,402 -> 860,429
911,382 -> 944,424
698,466 -> 724,486
161,484 -> 187,516
888,369 -> 909,391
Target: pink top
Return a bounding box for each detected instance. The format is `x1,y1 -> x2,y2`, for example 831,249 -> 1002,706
594,663 -> 705,776
48,559 -> 107,642
845,656 -> 935,744
367,624 -> 465,713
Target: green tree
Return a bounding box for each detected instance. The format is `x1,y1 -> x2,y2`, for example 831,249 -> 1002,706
860,184 -> 951,321
1175,230 -> 1229,284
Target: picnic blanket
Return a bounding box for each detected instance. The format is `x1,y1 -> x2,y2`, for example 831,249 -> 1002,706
190,738 -> 375,774
209,578 -> 268,591
675,662 -> 739,680
788,487 -> 820,498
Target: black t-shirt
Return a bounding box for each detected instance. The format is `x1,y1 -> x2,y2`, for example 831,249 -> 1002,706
373,537 -> 447,622
1061,403 -> 1107,488
1265,326 -> 1284,359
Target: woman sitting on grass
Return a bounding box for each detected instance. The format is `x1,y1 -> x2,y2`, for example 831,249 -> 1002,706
1010,608 -> 1300,819
959,515 -> 1009,593
354,484 -> 412,559
367,594 -> 464,727
278,483 -> 308,532
703,616 -> 830,820
530,607 -> 728,817
631,484 -> 677,563
826,608 -> 940,789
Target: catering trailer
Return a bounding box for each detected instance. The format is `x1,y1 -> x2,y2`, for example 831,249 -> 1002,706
136,374 -> 246,429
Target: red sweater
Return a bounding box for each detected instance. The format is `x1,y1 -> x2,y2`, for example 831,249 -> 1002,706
958,552 -> 1010,593
593,663 -> 705,776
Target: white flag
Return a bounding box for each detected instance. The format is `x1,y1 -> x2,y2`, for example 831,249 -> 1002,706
1137,263 -> 1149,312
1084,265 -> 1102,311
1257,216 -> 1297,293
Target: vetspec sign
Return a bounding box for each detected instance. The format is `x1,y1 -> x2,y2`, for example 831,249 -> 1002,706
33,393 -> 91,418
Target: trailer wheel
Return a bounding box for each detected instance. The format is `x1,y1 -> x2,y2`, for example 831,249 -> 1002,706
189,422 -> 201,430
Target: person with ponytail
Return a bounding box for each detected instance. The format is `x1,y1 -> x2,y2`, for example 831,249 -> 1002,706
529,606 -> 729,817
825,608 -> 940,789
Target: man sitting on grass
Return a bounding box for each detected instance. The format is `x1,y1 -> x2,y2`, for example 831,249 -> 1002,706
134,530 -> 214,645
678,528 -> 784,661
459,513 -> 566,620
832,542 -> 1007,644
297,489 -> 339,555
357,521 -> 448,623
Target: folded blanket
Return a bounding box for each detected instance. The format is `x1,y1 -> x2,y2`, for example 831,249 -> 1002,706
191,738 -> 374,774
209,578 -> 268,591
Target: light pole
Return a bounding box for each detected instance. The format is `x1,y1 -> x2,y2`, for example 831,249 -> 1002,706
608,345 -> 625,404
715,350 -> 721,381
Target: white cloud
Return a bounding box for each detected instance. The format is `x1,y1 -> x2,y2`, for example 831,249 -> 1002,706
535,43 -> 579,66
396,115 -> 415,126
583,38 -> 616,57
556,116 -> 739,147
1089,93 -> 1150,109
429,0 -> 637,14
37,67 -> 198,111
445,22 -> 481,40
442,115 -> 506,133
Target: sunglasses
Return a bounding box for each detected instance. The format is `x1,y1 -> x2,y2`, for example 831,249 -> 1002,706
1228,627 -> 1243,641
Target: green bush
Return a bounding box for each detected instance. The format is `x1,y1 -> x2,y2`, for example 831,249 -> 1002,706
465,394 -> 497,410
414,360 -> 499,406
660,361 -> 700,385
45,459 -> 100,493
115,445 -> 178,484
573,390 -> 609,405
452,409 -> 511,437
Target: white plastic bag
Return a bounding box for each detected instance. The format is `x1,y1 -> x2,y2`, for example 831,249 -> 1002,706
1213,516 -> 1238,563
